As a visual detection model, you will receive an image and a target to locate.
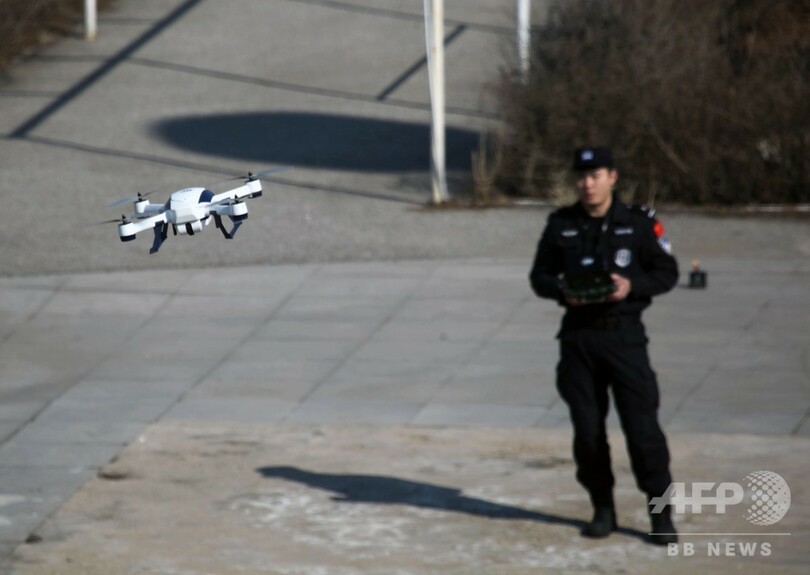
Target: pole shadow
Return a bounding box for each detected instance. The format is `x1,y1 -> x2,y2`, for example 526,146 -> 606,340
256,465 -> 649,541
151,112 -> 479,173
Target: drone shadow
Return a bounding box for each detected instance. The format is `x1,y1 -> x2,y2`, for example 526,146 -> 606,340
256,465 -> 649,542
150,112 -> 479,172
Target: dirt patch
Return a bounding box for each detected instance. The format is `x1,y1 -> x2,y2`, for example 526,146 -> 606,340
8,423 -> 810,574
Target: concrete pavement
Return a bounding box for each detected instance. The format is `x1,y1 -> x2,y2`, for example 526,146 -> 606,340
1,257 -> 809,572
0,0 -> 808,572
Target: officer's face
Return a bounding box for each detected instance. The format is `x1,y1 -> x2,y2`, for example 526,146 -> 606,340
575,168 -> 617,214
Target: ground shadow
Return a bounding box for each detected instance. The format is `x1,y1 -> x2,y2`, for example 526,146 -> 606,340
256,465 -> 649,541
151,112 -> 479,172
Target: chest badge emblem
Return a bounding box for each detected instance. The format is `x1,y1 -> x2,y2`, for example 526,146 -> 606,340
614,248 -> 632,268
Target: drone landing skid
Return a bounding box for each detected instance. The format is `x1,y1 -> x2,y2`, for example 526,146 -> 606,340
150,222 -> 169,254
147,216 -> 241,254
214,213 -> 243,240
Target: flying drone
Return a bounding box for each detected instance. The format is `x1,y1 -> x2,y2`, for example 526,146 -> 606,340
104,168 -> 284,254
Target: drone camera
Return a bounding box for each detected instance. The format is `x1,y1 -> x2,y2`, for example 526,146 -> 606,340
175,220 -> 205,236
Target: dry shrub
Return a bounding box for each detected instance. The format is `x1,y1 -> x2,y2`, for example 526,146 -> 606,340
498,0 -> 809,205
0,0 -> 108,69
471,129 -> 505,204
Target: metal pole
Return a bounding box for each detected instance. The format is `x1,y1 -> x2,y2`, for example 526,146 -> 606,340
85,0 -> 97,40
517,0 -> 531,81
424,0 -> 448,204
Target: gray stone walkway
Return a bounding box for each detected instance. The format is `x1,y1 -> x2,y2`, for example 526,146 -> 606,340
1,257 -> 808,559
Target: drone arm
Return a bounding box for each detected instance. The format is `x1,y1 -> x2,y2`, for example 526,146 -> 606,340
209,201 -> 247,218
139,202 -> 166,216
209,179 -> 262,205
118,212 -> 168,239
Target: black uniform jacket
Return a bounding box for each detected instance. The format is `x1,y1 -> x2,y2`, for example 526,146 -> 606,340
530,199 -> 679,331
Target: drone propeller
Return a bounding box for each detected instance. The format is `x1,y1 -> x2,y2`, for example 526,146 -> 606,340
95,214 -> 131,225
214,166 -> 291,186
248,166 -> 291,180
106,189 -> 161,209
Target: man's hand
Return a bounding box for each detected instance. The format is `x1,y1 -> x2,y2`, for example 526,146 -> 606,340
562,288 -> 584,306
565,295 -> 585,306
606,273 -> 631,301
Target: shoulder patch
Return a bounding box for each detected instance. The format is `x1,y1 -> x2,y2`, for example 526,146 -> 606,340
628,204 -> 673,252
652,220 -> 673,253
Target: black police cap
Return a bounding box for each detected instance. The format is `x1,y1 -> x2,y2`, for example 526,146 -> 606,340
573,147 -> 614,171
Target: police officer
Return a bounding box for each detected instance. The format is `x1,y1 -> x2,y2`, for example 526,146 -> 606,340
529,147 -> 678,545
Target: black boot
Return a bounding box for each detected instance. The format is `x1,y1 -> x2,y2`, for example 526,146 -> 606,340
581,502 -> 618,538
649,505 -> 678,546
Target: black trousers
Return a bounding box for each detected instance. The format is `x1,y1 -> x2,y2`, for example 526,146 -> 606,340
556,326 -> 672,505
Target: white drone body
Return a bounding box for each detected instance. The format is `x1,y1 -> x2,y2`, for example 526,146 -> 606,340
111,173 -> 264,254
